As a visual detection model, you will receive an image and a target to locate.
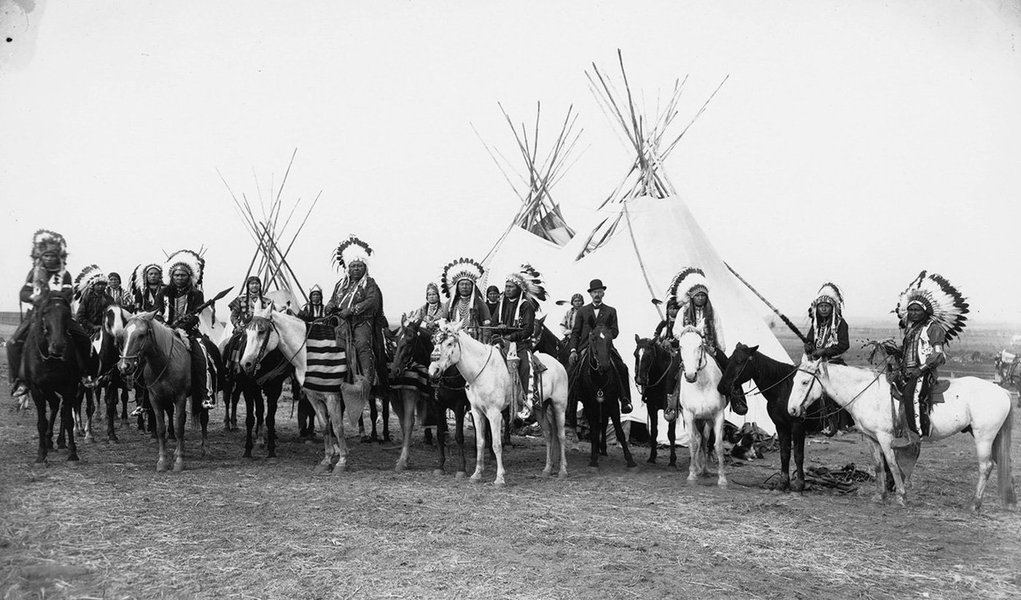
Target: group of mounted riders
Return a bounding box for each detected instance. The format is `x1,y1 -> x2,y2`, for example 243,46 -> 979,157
9,228 -> 965,449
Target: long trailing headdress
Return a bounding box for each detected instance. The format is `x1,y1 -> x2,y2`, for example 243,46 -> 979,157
333,235 -> 373,271
666,267 -> 708,307
31,229 -> 68,264
440,257 -> 485,298
163,249 -> 205,289
809,282 -> 844,322
505,264 -> 548,303
129,263 -> 162,295
895,270 -> 969,342
73,264 -> 107,302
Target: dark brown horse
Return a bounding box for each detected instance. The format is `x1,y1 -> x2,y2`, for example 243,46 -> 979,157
633,336 -> 680,465
117,313 -> 209,471
718,343 -> 805,492
575,325 -> 636,469
23,291 -> 83,465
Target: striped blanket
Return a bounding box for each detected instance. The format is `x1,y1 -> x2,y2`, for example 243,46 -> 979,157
304,322 -> 347,393
390,362 -> 432,395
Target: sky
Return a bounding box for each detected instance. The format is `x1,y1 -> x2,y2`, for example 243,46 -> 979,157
2,0 -> 1021,326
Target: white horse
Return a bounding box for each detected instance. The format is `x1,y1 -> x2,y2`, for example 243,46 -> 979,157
237,304 -> 307,385
673,326 -> 729,487
789,357 -> 1016,510
428,319 -> 571,484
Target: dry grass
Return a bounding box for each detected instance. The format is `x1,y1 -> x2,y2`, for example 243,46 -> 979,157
1,391 -> 1020,600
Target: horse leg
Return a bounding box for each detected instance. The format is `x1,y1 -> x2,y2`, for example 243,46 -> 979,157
434,407 -> 448,475
647,407 -> 658,464
255,392 -> 265,448
367,396 -> 379,443
154,404 -> 169,472
539,403 -> 554,477
585,402 -> 599,468
328,394 -> 348,474
199,407 -> 209,458
668,417 -> 677,467
395,390 -> 415,472
172,398 -> 186,472
469,405 -> 487,482
777,425 -> 792,493
455,403 -> 468,478
487,407 -> 507,486
713,413 -> 728,487
555,395 -> 568,479
266,391 -> 278,459
382,394 -> 391,442
876,435 -> 907,506
105,382 -> 119,442
792,420 -> 806,493
610,407 -> 636,468
243,390 -> 255,458
222,378 -> 232,430
686,412 -> 699,484
969,433 -> 997,512
309,394 -> 333,473
62,388 -> 81,463
33,390 -> 49,464
83,387 -> 95,443
166,403 -> 177,441
120,384 -> 129,423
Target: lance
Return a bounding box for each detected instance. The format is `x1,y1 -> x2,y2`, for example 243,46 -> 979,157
724,262 -> 809,345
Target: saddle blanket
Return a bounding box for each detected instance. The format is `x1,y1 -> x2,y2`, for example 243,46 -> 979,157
304,322 -> 347,393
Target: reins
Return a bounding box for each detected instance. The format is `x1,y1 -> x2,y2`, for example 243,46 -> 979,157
798,360 -> 889,419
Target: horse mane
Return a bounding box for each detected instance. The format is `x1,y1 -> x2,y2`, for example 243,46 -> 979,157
138,313 -> 188,358
748,347 -> 795,381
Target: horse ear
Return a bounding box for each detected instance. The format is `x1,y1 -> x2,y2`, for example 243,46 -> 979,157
748,345 -> 759,353
634,333 -> 641,344
400,312 -> 409,328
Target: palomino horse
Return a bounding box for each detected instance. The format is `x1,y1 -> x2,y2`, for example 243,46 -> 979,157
575,325 -> 637,470
117,313 -> 208,472
430,319 -> 569,484
719,343 -> 805,492
633,336 -> 680,465
789,357 -> 1016,510
23,291 -> 83,465
389,317 -> 472,475
668,326 -> 728,487
236,304 -> 308,459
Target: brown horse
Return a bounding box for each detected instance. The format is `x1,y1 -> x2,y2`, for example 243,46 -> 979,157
117,313 -> 208,472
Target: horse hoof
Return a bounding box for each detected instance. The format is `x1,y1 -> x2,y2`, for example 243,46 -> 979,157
791,481 -> 805,493
243,453 -> 253,460
173,462 -> 184,473
394,462 -> 407,472
33,459 -> 48,469
332,464 -> 347,475
469,474 -> 483,483
108,435 -> 119,444
67,458 -> 81,467
57,442 -> 67,450
541,469 -> 553,478
969,499 -> 982,513
493,479 -> 506,487
718,480 -> 729,488
668,459 -> 677,468
870,493 -> 885,504
432,468 -> 444,476
557,471 -> 568,480
156,462 -> 168,473
455,471 -> 467,480
686,476 -> 698,486
646,456 -> 656,464
626,461 -> 637,469
314,463 -> 331,474
894,495 -> 906,508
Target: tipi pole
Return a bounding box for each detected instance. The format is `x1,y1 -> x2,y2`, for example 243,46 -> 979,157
724,262 -> 808,344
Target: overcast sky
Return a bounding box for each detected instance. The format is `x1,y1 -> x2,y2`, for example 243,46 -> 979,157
2,0 -> 1020,325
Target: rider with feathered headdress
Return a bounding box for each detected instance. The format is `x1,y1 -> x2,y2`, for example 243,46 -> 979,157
492,264 -> 547,405
159,249 -> 217,409
127,263 -> 166,313
326,235 -> 386,387
666,267 -> 747,416
440,257 -> 492,342
894,271 -> 968,442
804,282 -> 853,435
7,230 -> 83,399
74,265 -> 113,336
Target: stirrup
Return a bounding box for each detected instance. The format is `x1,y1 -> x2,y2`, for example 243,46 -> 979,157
201,398 -> 216,410
130,405 -> 145,417
11,382 -> 29,398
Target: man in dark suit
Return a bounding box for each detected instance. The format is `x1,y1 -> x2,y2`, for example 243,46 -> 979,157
567,279 -> 633,425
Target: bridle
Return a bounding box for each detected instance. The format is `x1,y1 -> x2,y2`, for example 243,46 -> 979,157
679,330 -> 709,380
35,296 -> 70,362
246,315 -> 308,371
430,332 -> 494,388
794,360 -> 887,418
635,342 -> 676,392
118,318 -> 174,390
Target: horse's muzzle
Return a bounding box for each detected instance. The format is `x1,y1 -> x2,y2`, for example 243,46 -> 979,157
118,359 -> 136,375
789,405 -> 804,418
684,372 -> 698,384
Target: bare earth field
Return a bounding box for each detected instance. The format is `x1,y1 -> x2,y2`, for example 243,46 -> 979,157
1,328 -> 1021,600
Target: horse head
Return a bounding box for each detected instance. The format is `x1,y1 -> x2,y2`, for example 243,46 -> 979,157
35,291 -> 72,360
719,342 -> 758,392
677,325 -> 709,383
633,335 -> 658,386
239,303 -> 277,375
428,319 -> 461,379
392,317 -> 428,379
118,312 -> 157,375
587,325 -> 613,374
788,355 -> 826,417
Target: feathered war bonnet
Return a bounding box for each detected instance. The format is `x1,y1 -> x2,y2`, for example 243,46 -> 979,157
73,264 -> 108,302
31,229 -> 68,269
163,249 -> 205,289
895,270 -> 969,342
505,264 -> 548,303
440,258 -> 485,298
130,263 -> 162,295
666,267 -> 709,307
333,235 -> 373,271
809,282 -> 844,323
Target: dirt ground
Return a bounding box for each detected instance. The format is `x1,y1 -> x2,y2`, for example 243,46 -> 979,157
1,382 -> 1019,600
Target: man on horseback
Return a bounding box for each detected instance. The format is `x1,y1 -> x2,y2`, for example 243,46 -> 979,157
229,276 -> 275,328
298,284 -> 325,322
559,293 -> 584,340
485,285 -> 501,324
491,265 -> 546,408
74,266 -> 114,336
440,257 -> 491,342
893,272 -> 968,444
654,298 -> 681,347
667,267 -> 748,416
568,278 -> 632,415
106,272 -> 126,306
159,250 -> 216,409
7,230 -> 87,399
129,263 -> 166,313
326,236 -> 385,386
413,282 -> 448,332
804,283 -> 852,435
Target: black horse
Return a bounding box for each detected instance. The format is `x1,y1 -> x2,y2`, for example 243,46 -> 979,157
23,292 -> 83,464
718,343 -> 805,492
633,336 -> 680,465
575,325 -> 636,469
391,319 -> 471,475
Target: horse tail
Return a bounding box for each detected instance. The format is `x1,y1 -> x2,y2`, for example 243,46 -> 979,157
993,401 -> 1017,508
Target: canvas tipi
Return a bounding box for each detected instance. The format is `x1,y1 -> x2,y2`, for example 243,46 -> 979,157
563,54 -> 785,439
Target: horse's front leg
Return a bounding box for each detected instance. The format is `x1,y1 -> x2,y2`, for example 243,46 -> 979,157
455,402 -> 468,478
777,425 -> 792,492
667,416 -> 678,467
243,391 -> 255,458
647,405 -> 659,464
435,405 -> 449,475
382,394 -> 391,442
469,404 -> 487,483
539,403 -> 554,477
685,411 -> 699,484
154,405 -> 168,472
172,396 -> 186,472
83,387 -> 95,443
255,392 -> 266,448
792,419 -> 806,492
265,391 -> 278,459
328,394 -> 348,474
105,382 -> 119,442
875,434 -> 907,506
199,407 -> 209,458
487,407 -> 507,486
585,402 -> 599,469
713,412 -> 727,487
309,395 -> 333,473
969,433 -> 996,512
33,391 -> 50,464
554,395 -> 569,479
865,436 -> 888,503
61,388 -> 81,463
395,390 -> 415,472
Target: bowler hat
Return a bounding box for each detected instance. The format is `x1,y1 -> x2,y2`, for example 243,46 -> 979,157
588,279 -> 606,293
